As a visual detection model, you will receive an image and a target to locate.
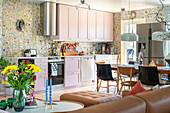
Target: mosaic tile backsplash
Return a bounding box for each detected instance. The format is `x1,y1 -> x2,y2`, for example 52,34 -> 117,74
113,13 -> 121,54
1,0 -> 167,57
1,0 -> 52,57
121,6 -> 170,23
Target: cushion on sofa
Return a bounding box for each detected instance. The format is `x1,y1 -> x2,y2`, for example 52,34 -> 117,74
68,96 -> 146,113
60,91 -> 121,107
127,81 -> 152,96
135,86 -> 170,113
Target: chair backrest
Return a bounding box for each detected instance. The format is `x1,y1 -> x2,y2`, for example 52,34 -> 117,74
117,66 -> 136,82
138,66 -> 159,85
117,66 -> 136,76
97,64 -> 114,80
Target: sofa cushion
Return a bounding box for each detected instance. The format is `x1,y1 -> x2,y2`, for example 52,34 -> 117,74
135,86 -> 170,113
60,91 -> 121,107
69,96 -> 146,113
127,81 -> 147,96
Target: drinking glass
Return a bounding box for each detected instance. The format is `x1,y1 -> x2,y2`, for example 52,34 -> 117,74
0,102 -> 7,110
7,99 -> 13,108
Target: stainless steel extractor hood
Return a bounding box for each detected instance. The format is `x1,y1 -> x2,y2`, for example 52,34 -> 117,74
41,2 -> 56,36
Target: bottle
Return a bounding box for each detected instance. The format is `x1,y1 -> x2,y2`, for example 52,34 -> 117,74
60,52 -> 62,56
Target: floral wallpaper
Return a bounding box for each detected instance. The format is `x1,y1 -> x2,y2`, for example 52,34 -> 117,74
113,13 -> 121,54
121,6 -> 170,22
1,0 -> 52,57
1,0 -> 168,57
0,0 -> 2,57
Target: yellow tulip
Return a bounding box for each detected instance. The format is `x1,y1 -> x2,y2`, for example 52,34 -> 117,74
7,72 -> 12,75
2,81 -> 8,84
31,82 -> 35,85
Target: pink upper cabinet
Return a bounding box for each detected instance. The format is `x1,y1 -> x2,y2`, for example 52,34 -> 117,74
104,12 -> 113,41
79,8 -> 88,41
88,10 -> 96,41
68,6 -> 79,41
58,5 -> 69,40
96,11 -> 104,40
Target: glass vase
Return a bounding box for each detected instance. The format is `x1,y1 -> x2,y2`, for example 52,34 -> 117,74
13,90 -> 26,112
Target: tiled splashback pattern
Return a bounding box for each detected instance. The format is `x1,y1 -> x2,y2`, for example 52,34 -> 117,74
2,0 -> 52,57
2,0 -> 166,57
53,41 -> 118,55
121,6 -> 170,22
0,0 -> 2,57
113,13 -> 121,54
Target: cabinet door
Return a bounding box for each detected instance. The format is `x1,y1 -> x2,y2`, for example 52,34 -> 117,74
88,10 -> 96,41
35,77 -> 46,91
65,58 -> 80,73
104,12 -> 113,41
64,57 -> 80,87
79,8 -> 88,41
96,11 -> 104,41
58,5 -> 69,40
68,7 -> 78,41
64,73 -> 80,87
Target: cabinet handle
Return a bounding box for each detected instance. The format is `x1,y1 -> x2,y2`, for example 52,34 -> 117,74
44,77 -> 46,87
78,59 -> 79,69
78,73 -> 79,83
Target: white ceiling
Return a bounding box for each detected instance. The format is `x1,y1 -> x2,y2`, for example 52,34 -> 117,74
23,0 -> 170,12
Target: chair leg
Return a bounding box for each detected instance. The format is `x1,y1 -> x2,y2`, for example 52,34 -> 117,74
97,78 -> 99,92
107,81 -> 109,93
119,85 -> 123,95
116,81 -> 119,94
98,80 -> 102,92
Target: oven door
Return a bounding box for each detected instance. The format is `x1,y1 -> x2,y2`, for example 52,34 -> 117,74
48,61 -> 64,85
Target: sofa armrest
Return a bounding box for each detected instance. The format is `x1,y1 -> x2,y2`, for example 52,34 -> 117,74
122,90 -> 130,97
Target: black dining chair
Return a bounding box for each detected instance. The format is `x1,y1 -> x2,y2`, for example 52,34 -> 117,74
138,66 -> 159,85
97,64 -> 119,94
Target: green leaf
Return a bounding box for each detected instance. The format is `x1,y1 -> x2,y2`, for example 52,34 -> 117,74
4,86 -> 11,88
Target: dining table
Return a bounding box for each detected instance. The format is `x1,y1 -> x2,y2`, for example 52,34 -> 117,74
111,64 -> 170,74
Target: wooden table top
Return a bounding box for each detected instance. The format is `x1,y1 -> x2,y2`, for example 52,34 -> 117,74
111,64 -> 170,74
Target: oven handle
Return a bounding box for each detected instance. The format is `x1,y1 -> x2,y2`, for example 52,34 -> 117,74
49,62 -> 64,65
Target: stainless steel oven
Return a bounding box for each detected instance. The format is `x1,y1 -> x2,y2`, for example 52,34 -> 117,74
48,57 -> 64,85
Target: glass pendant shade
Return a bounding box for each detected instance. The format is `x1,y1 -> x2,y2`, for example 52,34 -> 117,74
152,31 -> 170,41
121,33 -> 139,41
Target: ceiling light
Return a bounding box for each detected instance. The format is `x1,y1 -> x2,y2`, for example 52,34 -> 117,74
121,0 -> 139,41
76,0 -> 90,10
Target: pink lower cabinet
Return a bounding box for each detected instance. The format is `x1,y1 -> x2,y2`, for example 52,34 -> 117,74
64,57 -> 80,87
35,77 -> 46,91
34,58 -> 48,92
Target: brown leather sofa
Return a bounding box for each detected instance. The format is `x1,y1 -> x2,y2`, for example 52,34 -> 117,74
69,86 -> 170,113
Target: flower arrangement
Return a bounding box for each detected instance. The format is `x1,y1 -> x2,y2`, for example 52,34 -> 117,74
1,62 -> 41,93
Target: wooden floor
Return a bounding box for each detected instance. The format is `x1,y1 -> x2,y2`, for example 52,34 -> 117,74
0,81 -> 118,100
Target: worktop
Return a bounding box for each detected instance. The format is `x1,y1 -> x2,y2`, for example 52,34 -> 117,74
48,55 -> 94,58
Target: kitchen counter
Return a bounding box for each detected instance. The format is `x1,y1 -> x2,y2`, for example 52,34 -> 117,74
48,55 -> 94,58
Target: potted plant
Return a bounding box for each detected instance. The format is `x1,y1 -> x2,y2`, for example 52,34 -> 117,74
1,62 -> 41,112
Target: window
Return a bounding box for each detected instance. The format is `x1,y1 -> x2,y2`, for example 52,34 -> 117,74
124,24 -> 137,64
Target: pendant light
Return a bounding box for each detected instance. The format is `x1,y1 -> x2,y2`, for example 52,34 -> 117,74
152,0 -> 170,41
121,0 -> 139,41
76,0 -> 90,10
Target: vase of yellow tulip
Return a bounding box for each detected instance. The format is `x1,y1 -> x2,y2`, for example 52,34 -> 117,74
1,62 -> 41,112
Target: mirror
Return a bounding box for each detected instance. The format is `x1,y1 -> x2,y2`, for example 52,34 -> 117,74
16,19 -> 25,32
